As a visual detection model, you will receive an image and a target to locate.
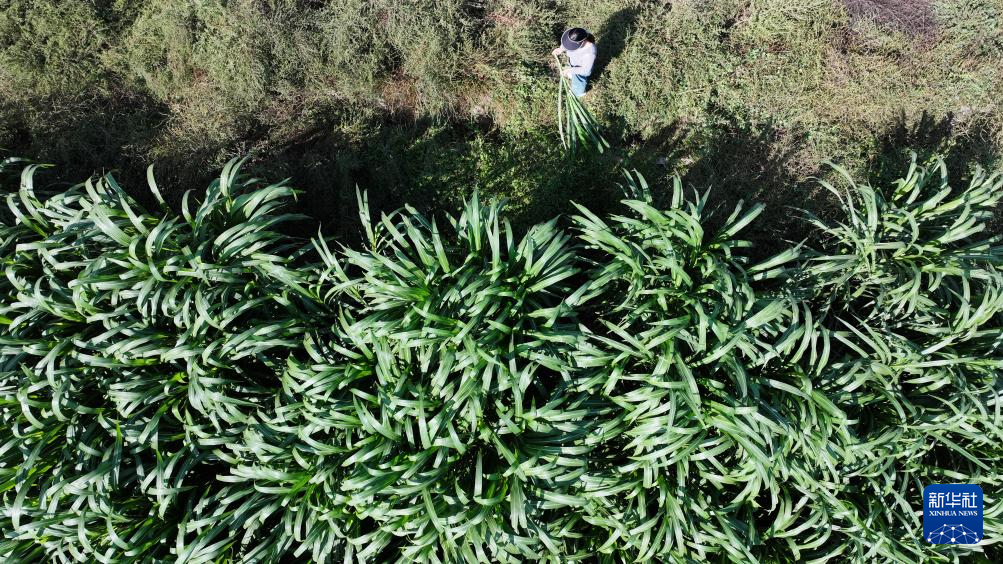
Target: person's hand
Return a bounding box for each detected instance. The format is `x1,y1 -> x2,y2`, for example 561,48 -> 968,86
551,46 -> 564,56
561,67 -> 575,78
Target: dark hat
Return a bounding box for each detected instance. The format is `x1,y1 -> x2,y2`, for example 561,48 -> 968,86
561,28 -> 589,51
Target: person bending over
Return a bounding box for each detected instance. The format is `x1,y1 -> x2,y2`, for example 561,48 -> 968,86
552,27 -> 596,97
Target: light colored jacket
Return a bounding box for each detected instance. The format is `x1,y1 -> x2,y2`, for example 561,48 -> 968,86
562,42 -> 596,77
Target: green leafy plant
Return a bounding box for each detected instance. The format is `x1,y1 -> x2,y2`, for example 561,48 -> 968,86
803,155 -> 1003,320
554,54 -> 610,155
1,155 -> 1001,562
0,156 -> 324,561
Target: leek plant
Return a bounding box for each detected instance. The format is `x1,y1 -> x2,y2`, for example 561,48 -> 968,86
0,157 -> 324,561
554,54 -> 610,155
1,155 -> 1001,562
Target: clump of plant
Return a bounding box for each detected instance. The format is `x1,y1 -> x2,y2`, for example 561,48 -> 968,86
1,155 -> 1001,562
0,156 -> 324,561
554,54 -> 609,155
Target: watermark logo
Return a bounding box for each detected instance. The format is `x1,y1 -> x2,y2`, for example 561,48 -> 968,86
923,484 -> 982,544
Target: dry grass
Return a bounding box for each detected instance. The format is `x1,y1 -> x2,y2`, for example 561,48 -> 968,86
0,0 -> 999,226
845,0 -> 939,38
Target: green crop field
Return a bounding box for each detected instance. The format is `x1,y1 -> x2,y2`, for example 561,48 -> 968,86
1,0 -> 1002,562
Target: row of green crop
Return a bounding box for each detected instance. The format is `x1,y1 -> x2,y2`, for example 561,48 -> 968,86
1,155 -> 1001,562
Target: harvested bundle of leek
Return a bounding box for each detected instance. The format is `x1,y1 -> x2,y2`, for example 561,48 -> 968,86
554,54 -> 609,155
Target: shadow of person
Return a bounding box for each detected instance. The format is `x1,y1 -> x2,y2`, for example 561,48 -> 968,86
590,7 -> 641,84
